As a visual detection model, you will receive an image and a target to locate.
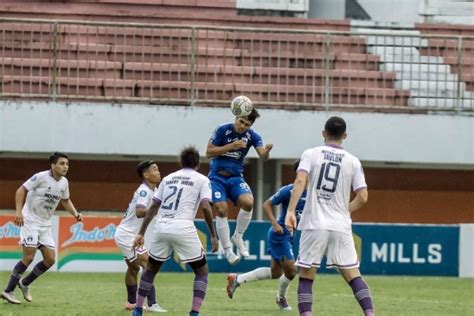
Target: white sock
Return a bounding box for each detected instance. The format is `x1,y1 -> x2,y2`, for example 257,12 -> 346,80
278,274 -> 292,298
216,216 -> 232,250
236,267 -> 271,284
234,209 -> 253,238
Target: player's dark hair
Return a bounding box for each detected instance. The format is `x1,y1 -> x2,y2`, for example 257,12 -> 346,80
49,152 -> 69,164
245,108 -> 260,123
292,159 -> 300,172
136,160 -> 156,179
324,116 -> 346,140
180,146 -> 200,169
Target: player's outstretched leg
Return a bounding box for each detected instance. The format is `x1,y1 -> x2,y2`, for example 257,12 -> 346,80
226,273 -> 240,299
226,267 -> 273,299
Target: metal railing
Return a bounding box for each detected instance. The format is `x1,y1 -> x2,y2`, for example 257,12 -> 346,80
0,18 -> 472,112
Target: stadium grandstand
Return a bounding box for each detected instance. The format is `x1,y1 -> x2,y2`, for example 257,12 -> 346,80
0,0 -> 472,315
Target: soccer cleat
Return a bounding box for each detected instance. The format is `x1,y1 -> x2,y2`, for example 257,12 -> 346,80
231,235 -> 249,257
145,303 -> 167,313
189,312 -> 199,316
18,279 -> 32,302
224,249 -> 240,265
226,273 -> 240,299
124,301 -> 136,310
275,295 -> 292,311
132,306 -> 143,316
1,291 -> 21,304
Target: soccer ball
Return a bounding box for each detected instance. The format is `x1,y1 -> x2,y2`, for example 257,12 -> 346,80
230,95 -> 253,117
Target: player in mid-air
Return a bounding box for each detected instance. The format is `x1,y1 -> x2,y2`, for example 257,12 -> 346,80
285,116 -> 375,316
114,160 -> 166,312
206,107 -> 273,264
1,152 -> 83,304
226,160 -> 307,311
131,146 -> 219,316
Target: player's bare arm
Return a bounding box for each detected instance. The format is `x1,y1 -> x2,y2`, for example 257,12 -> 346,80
263,199 -> 283,234
256,144 -> 273,161
206,141 -> 247,159
14,186 -> 27,226
61,199 -> 82,221
199,200 -> 219,252
133,200 -> 161,249
285,171 -> 308,232
135,206 -> 147,218
349,188 -> 368,213
138,200 -> 161,236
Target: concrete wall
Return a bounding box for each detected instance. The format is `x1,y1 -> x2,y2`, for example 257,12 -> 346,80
1,101 -> 473,167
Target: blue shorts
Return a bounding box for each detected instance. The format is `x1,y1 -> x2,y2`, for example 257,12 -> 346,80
209,172 -> 252,205
267,226 -> 295,262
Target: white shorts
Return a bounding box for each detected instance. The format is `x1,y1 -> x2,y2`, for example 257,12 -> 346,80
20,223 -> 55,249
114,227 -> 147,262
296,229 -> 359,269
148,229 -> 204,263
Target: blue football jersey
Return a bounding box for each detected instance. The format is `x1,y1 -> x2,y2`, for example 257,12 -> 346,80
209,122 -> 264,176
270,184 -> 307,228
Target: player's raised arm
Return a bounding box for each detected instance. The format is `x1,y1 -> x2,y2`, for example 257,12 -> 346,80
256,143 -> 273,161
206,140 -> 246,158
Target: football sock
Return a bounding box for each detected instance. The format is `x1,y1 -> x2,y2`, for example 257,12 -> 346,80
236,267 -> 271,284
234,209 -> 253,237
4,261 -> 27,292
126,284 -> 137,304
147,284 -> 156,306
297,277 -> 313,316
136,269 -> 156,308
216,216 -> 232,251
191,273 -> 208,312
21,261 -> 50,286
278,274 -> 292,298
349,277 -> 375,316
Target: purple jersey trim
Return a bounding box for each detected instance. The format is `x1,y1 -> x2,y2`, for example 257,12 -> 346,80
354,186 -> 367,192
136,204 -> 147,209
297,168 -> 309,174
324,143 -> 343,149
21,185 -> 29,192
152,197 -> 162,203
200,198 -> 211,203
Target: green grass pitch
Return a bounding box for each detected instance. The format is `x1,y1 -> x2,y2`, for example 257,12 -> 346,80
0,272 -> 473,315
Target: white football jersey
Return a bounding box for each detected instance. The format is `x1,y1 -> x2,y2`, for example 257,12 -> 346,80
22,170 -> 70,226
297,144 -> 367,234
153,168 -> 211,233
117,183 -> 155,234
